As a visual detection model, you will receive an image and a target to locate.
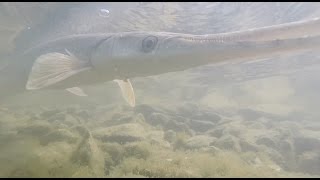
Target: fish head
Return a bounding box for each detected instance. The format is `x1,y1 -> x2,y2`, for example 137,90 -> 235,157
91,32 -> 208,79
91,32 -> 170,79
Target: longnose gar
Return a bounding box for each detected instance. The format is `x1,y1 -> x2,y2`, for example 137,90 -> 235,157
2,18 -> 320,107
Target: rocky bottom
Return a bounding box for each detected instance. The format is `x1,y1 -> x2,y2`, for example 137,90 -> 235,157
0,103 -> 319,178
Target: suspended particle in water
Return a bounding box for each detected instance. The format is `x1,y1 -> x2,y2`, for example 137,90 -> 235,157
27,27 -> 31,30
99,9 -> 110,17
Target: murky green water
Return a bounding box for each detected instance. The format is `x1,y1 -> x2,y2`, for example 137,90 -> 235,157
0,2 -> 320,177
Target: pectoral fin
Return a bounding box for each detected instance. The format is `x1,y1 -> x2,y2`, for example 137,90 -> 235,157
114,79 -> 135,107
26,49 -> 91,90
66,87 -> 88,97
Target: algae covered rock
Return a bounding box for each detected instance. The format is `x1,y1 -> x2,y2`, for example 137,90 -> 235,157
296,151 -> 320,175
213,135 -> 241,152
75,110 -> 91,120
124,142 -> 151,160
30,141 -> 77,177
100,142 -> 125,165
146,130 -> 171,148
176,103 -> 200,117
188,119 -> 215,132
93,123 -> 146,144
164,130 -> 176,143
71,125 -> 91,140
184,135 -> 217,150
40,128 -> 79,145
278,139 -> 294,155
238,108 -> 264,121
134,104 -> 164,118
164,120 -> 190,133
248,121 -> 266,129
293,136 -> 320,155
40,109 -> 61,119
207,127 -> 225,138
255,136 -> 277,149
239,140 -> 259,152
63,114 -> 79,126
71,135 -> 105,177
196,110 -> 222,124
17,121 -> 53,136
148,112 -> 170,127
105,112 -> 136,126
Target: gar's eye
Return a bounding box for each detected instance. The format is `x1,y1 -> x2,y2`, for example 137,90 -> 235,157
142,36 -> 158,53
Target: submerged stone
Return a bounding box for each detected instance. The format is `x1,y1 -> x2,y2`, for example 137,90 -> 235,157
184,135 -> 217,150
213,135 -> 241,152
93,123 -> 146,144
40,129 -> 78,145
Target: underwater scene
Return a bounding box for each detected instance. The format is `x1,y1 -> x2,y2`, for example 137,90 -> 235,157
0,2 -> 320,178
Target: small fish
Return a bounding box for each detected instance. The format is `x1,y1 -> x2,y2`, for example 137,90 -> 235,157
2,18 -> 320,107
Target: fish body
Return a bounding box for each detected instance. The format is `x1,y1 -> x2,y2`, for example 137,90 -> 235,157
2,18 -> 320,107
